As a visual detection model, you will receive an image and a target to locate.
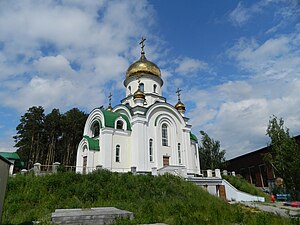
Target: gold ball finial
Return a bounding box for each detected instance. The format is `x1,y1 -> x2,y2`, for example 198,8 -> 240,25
107,92 -> 113,111
175,88 -> 186,111
133,79 -> 145,99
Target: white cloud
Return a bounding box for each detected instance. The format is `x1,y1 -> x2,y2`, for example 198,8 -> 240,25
175,57 -> 208,74
229,2 -> 251,26
34,55 -> 75,76
0,0 -> 160,113
188,27 -> 300,159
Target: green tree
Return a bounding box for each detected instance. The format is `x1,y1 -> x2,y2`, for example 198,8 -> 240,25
14,106 -> 45,168
199,130 -> 226,170
43,108 -> 62,165
265,116 -> 300,197
60,108 -> 87,166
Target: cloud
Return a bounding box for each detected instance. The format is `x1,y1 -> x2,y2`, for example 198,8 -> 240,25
175,57 -> 208,74
227,33 -> 299,80
187,27 -> 300,159
228,2 -> 251,26
33,55 -> 75,76
0,0 -> 160,113
229,0 -> 300,29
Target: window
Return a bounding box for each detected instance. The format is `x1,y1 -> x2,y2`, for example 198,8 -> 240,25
92,122 -> 100,137
178,143 -> 182,164
153,84 -> 157,93
116,120 -> 124,129
116,145 -> 120,162
140,83 -> 144,92
162,124 -> 168,146
128,86 -> 131,94
149,139 -> 153,162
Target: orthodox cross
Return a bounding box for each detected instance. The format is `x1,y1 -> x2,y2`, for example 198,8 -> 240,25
176,88 -> 182,101
108,92 -> 112,106
139,36 -> 146,54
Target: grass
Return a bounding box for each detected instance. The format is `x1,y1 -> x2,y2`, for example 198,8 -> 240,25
223,175 -> 271,201
3,170 -> 298,225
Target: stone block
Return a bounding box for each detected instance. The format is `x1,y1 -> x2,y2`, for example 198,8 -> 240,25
52,207 -> 134,225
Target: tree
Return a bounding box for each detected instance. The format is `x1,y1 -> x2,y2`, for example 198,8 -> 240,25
44,108 -> 62,166
199,130 -> 226,170
265,116 -> 300,196
14,106 -> 45,168
14,106 -> 87,167
60,108 -> 87,166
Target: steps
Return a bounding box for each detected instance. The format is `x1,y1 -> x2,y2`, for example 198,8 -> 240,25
52,207 -> 134,225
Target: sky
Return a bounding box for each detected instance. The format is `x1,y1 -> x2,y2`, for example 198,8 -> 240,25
0,0 -> 300,159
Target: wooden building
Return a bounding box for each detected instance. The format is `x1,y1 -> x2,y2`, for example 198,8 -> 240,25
226,135 -> 300,191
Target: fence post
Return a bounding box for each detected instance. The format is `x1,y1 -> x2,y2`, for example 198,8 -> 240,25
207,169 -> 212,177
20,169 -> 27,175
131,166 -> 137,175
232,171 -> 236,176
52,162 -> 61,173
222,170 -> 228,176
96,165 -> 103,170
33,163 -> 41,175
215,169 -> 221,178
151,167 -> 158,176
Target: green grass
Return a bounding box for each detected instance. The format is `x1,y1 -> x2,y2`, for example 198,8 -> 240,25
3,170 -> 297,225
223,175 -> 271,201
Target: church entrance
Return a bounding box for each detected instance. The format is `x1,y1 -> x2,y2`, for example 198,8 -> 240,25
83,156 -> 87,174
163,156 -> 170,167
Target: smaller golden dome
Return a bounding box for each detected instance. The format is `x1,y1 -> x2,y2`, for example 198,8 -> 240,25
175,101 -> 186,111
133,89 -> 145,99
107,105 -> 113,111
126,54 -> 161,78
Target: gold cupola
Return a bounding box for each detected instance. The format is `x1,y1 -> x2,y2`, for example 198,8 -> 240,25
175,88 -> 186,113
133,83 -> 145,100
126,37 -> 161,78
175,100 -> 186,111
107,92 -> 113,111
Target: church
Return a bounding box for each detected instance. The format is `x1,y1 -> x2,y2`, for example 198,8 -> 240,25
76,38 -> 201,176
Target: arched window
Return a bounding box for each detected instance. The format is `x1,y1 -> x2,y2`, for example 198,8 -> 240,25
93,122 -> 100,137
140,83 -> 144,92
149,139 -> 153,162
178,143 -> 182,164
116,120 -> 124,129
116,145 -> 120,162
162,124 -> 168,146
153,84 -> 157,93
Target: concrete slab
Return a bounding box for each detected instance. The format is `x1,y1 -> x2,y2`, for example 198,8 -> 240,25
52,207 -> 134,225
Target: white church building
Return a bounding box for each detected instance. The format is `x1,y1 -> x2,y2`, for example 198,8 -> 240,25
76,39 -> 201,176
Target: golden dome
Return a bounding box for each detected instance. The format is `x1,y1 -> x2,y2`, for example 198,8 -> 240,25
133,88 -> 145,99
175,101 -> 186,111
107,105 -> 113,111
126,54 -> 161,78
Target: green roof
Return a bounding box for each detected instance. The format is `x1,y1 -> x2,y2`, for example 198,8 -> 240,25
101,108 -> 131,131
190,133 -> 198,143
0,152 -> 20,160
83,136 -> 100,151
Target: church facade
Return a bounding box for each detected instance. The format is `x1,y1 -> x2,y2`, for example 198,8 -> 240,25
76,40 -> 201,175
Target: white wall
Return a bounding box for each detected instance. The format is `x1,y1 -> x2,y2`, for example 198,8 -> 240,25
222,179 -> 265,202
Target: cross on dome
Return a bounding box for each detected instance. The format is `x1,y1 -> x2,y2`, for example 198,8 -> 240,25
139,36 -> 146,55
176,88 -> 182,101
107,92 -> 113,111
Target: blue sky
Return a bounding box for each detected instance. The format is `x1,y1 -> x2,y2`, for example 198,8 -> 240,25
0,0 -> 300,159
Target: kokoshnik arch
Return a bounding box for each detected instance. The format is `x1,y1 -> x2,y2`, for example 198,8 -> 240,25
76,38 -> 201,175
